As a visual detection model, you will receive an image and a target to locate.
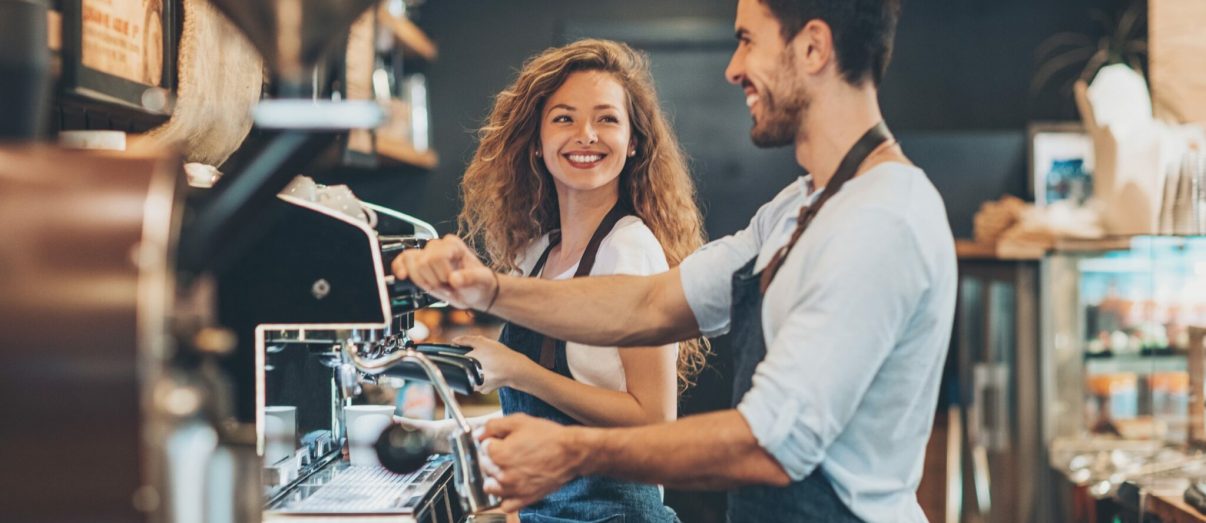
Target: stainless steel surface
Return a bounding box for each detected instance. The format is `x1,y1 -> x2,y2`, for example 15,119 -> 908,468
257,333 -> 345,503
252,99 -> 385,129
343,344 -> 500,514
364,202 -> 438,239
268,459 -> 451,514
955,261 -> 1044,523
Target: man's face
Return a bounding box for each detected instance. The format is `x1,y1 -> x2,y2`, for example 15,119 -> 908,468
725,0 -> 811,148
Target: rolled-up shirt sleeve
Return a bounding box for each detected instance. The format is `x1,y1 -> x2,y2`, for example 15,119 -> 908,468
736,209 -> 929,480
679,187 -> 801,338
679,225 -> 760,337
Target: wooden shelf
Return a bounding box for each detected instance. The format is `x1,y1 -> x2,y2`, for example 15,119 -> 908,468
376,134 -> 438,170
378,5 -> 438,62
1050,237 -> 1138,253
956,240 -> 1045,261
955,236 -> 1202,260
1148,491 -> 1206,523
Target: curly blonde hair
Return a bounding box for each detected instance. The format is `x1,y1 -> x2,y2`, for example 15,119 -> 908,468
458,39 -> 709,390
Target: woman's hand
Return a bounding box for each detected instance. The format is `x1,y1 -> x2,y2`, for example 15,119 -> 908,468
455,335 -> 538,393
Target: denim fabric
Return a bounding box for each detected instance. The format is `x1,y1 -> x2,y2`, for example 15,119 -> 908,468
498,320 -> 678,523
725,258 -> 863,523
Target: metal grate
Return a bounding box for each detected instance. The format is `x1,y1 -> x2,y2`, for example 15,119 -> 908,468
271,459 -> 450,514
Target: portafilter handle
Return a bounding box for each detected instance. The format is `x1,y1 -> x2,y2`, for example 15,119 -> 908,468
342,344 -> 500,513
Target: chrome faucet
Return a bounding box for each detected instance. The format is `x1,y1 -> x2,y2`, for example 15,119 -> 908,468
341,342 -> 500,514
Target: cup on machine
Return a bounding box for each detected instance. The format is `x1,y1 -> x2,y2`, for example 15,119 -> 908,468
263,405 -> 298,466
345,405 -> 396,467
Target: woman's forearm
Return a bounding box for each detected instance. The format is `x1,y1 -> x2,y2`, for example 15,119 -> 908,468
509,361 -> 672,428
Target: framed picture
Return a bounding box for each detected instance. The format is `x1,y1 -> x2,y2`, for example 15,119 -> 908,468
1029,122 -> 1095,207
59,0 -> 177,122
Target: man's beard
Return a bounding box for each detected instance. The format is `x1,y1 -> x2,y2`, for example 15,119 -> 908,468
750,52 -> 810,148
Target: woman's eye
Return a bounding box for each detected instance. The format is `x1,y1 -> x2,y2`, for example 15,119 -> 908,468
600,115 -> 620,124
552,115 -> 571,123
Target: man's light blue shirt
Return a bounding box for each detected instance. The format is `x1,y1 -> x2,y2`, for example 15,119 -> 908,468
679,162 -> 956,523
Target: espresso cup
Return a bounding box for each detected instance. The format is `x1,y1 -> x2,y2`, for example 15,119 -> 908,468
345,405 -> 396,467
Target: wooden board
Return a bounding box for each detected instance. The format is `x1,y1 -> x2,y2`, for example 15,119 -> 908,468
378,5 -> 437,62
377,134 -> 438,169
1148,492 -> 1206,523
955,239 -> 1046,260
1151,0 -> 1206,123
345,10 -> 376,155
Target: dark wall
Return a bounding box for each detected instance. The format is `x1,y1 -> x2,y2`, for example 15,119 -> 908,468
322,1 -> 1138,520
338,0 -> 1137,240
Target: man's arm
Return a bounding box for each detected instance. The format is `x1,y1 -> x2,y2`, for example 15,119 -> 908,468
392,235 -> 701,346
479,411 -> 790,512
491,269 -> 700,346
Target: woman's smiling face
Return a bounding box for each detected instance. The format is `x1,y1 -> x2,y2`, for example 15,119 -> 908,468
539,70 -> 635,194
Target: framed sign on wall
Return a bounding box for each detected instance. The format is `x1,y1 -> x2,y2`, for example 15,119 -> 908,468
1028,122 -> 1095,207
60,0 -> 177,122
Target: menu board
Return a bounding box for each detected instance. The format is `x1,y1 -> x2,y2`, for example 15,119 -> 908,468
80,0 -> 163,86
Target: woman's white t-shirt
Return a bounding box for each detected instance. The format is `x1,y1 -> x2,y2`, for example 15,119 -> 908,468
514,215 -> 673,391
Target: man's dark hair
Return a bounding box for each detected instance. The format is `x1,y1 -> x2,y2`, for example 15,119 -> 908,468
760,0 -> 900,86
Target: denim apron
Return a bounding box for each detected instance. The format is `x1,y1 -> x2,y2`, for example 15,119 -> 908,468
725,123 -> 892,523
498,202 -> 678,523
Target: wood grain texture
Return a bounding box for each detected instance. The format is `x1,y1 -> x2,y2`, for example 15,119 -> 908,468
1151,0 -> 1206,123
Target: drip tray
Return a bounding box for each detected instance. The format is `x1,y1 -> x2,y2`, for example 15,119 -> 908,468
268,456 -> 455,515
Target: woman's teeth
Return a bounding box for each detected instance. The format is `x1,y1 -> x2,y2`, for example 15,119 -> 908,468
566,154 -> 604,164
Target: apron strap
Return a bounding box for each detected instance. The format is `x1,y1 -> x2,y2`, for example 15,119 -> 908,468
529,200 -> 633,369
759,122 -> 892,293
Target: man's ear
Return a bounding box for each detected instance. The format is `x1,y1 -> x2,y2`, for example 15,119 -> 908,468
792,19 -> 835,76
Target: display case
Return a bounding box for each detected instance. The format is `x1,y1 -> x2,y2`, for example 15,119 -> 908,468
952,237 -> 1206,522
1042,236 -> 1206,521
1044,237 -> 1206,443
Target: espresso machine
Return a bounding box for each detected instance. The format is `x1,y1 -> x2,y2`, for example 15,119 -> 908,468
218,179 -> 497,521
0,0 -> 500,521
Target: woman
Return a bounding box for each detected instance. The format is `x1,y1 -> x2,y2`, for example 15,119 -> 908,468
403,39 -> 706,522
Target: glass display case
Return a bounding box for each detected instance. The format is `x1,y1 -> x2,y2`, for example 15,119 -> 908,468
1044,237 -> 1206,443
1042,236 -> 1206,520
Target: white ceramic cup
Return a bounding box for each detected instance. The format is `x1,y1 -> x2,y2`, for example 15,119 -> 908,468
263,405 -> 298,466
345,405 -> 395,467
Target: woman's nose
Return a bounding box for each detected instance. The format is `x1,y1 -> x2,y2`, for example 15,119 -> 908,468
575,122 -> 598,144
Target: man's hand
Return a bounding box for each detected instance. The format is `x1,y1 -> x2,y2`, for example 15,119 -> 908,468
477,414 -> 591,512
390,235 -> 498,310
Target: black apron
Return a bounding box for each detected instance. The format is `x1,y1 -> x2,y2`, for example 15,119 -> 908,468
498,201 -> 678,523
726,123 -> 892,523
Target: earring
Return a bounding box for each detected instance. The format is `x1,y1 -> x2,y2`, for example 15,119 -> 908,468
628,149 -> 636,157
535,150 -> 542,158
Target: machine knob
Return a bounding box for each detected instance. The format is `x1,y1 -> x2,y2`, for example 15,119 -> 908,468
375,423 -> 434,474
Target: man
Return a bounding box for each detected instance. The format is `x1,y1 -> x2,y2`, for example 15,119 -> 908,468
393,0 -> 955,520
